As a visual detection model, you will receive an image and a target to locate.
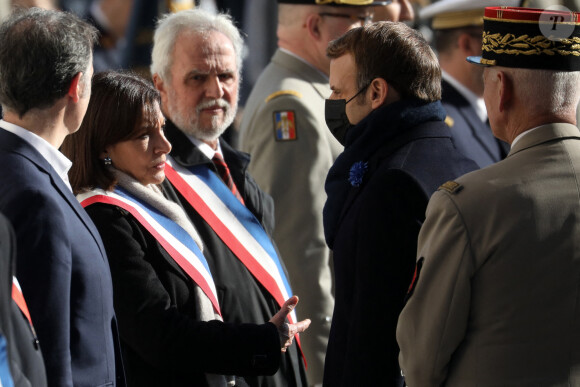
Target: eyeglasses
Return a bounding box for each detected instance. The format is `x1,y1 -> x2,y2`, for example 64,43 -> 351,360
318,12 -> 374,25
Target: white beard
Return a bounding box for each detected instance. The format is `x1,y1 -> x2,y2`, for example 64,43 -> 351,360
167,93 -> 238,142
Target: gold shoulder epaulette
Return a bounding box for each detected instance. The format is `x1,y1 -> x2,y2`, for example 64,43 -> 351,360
438,181 -> 463,194
444,115 -> 454,128
265,90 -> 302,103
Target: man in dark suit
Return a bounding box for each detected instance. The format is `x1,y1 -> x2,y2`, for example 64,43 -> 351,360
0,8 -> 124,387
322,21 -> 478,386
0,212 -> 47,387
419,0 -> 518,168
151,9 -> 307,387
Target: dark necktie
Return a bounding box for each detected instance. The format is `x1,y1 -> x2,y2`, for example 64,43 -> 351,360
212,153 -> 245,205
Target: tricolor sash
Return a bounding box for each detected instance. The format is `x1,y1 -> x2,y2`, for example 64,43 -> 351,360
78,187 -> 221,316
12,277 -> 33,329
164,157 -> 302,350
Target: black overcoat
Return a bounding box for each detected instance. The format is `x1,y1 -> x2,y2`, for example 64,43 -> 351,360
323,101 -> 479,386
86,202 -> 281,387
161,122 -> 308,387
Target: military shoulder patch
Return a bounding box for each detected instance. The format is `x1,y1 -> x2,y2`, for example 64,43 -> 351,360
438,181 -> 463,194
265,90 -> 302,103
273,111 -> 297,141
444,115 -> 454,128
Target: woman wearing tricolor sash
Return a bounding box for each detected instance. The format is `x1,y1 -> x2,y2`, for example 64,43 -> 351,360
60,71 -> 310,387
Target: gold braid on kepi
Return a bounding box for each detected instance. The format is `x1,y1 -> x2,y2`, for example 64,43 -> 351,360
467,6 -> 580,71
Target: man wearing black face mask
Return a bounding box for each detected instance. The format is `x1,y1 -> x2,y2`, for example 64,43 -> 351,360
322,21 -> 478,387
239,2 -> 377,384
325,84 -> 369,145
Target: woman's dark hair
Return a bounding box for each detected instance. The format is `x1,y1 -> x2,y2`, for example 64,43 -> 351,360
61,70 -> 161,194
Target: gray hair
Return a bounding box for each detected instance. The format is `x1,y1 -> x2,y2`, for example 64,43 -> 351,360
151,9 -> 244,82
0,7 -> 97,117
512,68 -> 580,116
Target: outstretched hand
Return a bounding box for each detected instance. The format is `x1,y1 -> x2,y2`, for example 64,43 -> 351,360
269,296 -> 311,352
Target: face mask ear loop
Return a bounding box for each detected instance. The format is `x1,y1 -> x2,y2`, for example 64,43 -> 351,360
346,82 -> 371,105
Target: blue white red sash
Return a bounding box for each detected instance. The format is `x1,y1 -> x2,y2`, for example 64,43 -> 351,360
12,277 -> 33,329
78,188 -> 221,316
164,157 -> 301,339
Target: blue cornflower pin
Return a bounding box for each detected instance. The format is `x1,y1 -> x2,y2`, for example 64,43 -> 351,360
349,161 -> 368,187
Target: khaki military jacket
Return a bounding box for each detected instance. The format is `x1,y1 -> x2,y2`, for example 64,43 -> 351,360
240,49 -> 341,384
397,123 -> 580,386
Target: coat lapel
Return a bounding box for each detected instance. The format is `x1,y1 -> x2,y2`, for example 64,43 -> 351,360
443,80 -> 500,160
459,105 -> 500,158
164,122 -> 210,168
0,129 -> 107,258
52,173 -> 108,258
164,121 -> 252,211
336,124 -> 447,226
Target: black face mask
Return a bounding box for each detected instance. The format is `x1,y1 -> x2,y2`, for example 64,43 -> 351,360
325,84 -> 369,146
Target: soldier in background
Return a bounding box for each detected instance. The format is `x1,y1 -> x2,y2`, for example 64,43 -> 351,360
419,0 -> 519,167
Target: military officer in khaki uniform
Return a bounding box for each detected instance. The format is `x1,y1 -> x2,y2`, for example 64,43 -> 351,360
397,7 -> 580,386
238,1 -> 382,384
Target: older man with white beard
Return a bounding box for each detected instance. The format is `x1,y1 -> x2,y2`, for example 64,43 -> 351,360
151,8 -> 309,387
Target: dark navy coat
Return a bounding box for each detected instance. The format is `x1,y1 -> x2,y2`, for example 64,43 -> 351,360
85,201 -> 281,387
323,101 -> 478,386
161,121 -> 307,387
0,128 -> 124,387
442,79 -> 508,168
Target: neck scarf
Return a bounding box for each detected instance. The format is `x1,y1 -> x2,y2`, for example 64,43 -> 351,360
323,99 -> 446,249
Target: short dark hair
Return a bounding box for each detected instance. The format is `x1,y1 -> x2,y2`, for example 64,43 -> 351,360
61,71 -> 161,194
434,27 -> 483,55
327,21 -> 441,102
0,7 -> 97,117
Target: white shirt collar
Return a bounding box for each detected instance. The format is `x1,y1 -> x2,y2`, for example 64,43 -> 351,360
185,133 -> 224,160
0,119 -> 73,191
442,70 -> 487,123
510,125 -> 543,149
